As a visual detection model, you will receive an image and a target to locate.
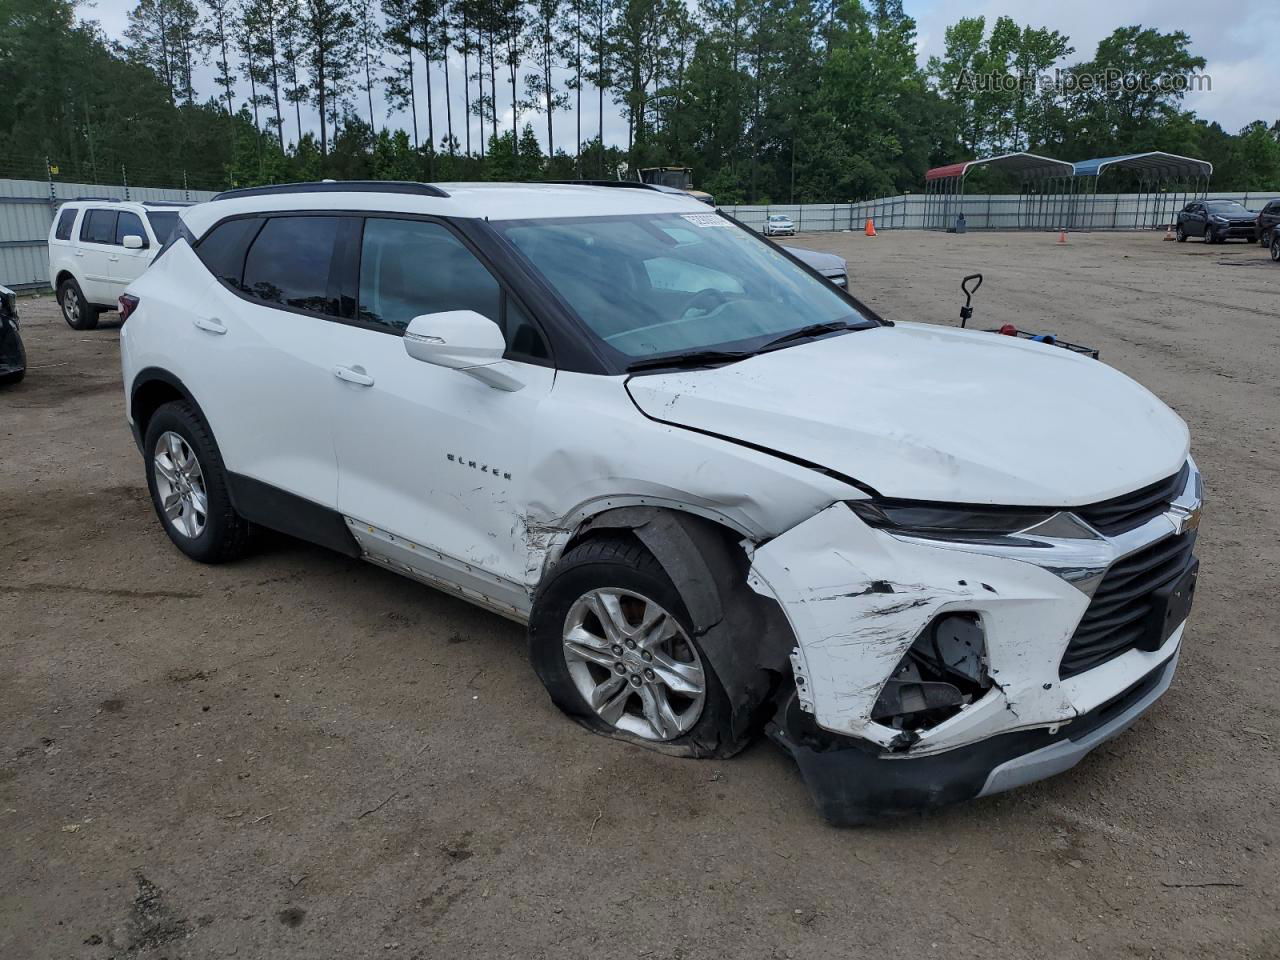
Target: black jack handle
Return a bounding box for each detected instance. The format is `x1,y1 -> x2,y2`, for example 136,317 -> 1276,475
959,273 -> 983,328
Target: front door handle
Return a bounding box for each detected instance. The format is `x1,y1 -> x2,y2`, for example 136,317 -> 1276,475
193,316 -> 226,335
333,365 -> 374,387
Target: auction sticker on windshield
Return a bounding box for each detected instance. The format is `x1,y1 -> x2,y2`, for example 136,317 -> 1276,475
681,213 -> 731,228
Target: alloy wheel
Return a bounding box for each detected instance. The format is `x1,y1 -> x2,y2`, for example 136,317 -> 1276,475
561,588 -> 706,741
62,287 -> 80,326
153,430 -> 208,539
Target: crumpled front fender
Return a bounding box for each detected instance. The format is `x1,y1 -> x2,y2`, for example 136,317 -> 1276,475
747,502 -> 1106,755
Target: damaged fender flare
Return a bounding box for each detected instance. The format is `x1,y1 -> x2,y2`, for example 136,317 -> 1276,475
537,507 -> 796,757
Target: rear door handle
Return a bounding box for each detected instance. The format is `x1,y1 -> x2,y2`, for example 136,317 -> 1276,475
193,316 -> 226,335
333,365 -> 374,387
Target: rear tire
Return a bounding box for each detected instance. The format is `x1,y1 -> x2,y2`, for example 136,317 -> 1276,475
143,400 -> 252,564
1175,224 -> 1186,242
528,535 -> 742,758
58,278 -> 99,331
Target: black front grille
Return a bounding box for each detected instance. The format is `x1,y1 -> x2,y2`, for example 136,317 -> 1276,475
1059,532 -> 1196,679
1073,463 -> 1189,536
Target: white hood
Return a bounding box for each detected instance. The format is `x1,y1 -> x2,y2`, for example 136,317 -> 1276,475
626,322 -> 1190,506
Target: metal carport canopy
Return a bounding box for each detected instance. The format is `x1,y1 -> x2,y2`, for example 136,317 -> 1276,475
925,152 -> 1074,181
1071,152 -> 1213,179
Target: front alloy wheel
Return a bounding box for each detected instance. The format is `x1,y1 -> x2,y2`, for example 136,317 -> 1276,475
1271,235 -> 1280,262
153,430 -> 208,539
562,588 -> 706,741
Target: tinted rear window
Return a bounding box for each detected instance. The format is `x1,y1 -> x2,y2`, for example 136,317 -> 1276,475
115,211 -> 148,247
54,208 -> 77,241
80,209 -> 117,244
146,211 -> 179,244
196,217 -> 264,287
242,216 -> 342,315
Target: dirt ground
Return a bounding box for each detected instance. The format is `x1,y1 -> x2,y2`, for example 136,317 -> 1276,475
2,230 -> 1278,959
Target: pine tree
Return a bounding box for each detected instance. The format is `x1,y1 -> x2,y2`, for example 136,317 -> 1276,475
300,0 -> 357,156
126,0 -> 202,105
200,0 -> 238,116
524,0 -> 567,158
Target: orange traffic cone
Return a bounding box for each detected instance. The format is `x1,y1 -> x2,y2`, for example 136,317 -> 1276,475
865,218 -> 877,237
1163,223 -> 1174,241
1057,227 -> 1067,244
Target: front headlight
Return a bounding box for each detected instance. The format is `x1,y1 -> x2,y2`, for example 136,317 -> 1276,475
846,499 -> 1060,543
1211,216 -> 1227,224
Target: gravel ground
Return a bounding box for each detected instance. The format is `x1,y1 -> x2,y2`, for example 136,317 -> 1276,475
2,230 -> 1278,959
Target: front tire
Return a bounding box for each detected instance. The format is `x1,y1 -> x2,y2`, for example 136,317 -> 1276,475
1271,235 -> 1280,263
58,279 -> 99,331
529,536 -> 740,757
143,401 -> 252,564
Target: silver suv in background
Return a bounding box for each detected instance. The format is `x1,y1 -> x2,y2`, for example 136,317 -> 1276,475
48,199 -> 188,329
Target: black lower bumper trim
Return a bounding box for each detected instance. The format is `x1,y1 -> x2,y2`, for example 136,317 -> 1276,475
767,655 -> 1177,826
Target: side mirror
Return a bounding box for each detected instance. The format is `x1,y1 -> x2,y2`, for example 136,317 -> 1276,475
403,310 -> 525,392
122,235 -> 144,249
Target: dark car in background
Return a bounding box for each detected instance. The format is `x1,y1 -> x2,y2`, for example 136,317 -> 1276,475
0,284 -> 27,385
1255,198 -> 1280,248
1175,199 -> 1258,243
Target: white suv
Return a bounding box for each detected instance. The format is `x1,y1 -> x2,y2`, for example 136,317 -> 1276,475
49,199 -> 187,329
119,181 -> 1201,825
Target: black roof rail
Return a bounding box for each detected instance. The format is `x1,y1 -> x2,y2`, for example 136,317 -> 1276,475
141,200 -> 193,207
68,196 -> 123,202
540,179 -> 658,191
211,180 -> 450,201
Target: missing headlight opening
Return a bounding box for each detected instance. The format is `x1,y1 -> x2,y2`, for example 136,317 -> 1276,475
871,614 -> 991,730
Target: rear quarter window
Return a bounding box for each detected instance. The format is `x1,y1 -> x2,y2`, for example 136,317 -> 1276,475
54,208 -> 77,241
195,217 -> 264,288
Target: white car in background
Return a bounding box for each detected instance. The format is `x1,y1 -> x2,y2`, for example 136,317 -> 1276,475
48,199 -> 188,330
763,214 -> 796,236
119,181 -> 1200,825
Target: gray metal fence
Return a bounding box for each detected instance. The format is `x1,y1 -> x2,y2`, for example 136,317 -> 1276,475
0,178 -> 218,292
721,191 -> 1279,235
4,178 -> 1278,292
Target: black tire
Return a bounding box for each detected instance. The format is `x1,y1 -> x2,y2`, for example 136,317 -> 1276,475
528,535 -> 739,758
1203,227 -> 1216,244
1175,224 -> 1187,242
58,278 -> 100,331
143,400 -> 252,564
1271,235 -> 1280,263
0,333 -> 26,385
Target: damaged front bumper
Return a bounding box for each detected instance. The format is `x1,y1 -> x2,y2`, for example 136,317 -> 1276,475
748,462 -> 1200,824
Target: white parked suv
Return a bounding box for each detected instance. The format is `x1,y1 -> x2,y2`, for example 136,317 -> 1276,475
120,181 -> 1201,824
48,199 -> 188,329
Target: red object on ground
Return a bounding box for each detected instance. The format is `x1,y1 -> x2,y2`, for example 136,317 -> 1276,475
998,324 -> 1018,336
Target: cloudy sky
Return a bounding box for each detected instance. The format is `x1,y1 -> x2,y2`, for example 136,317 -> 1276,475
80,0 -> 1278,155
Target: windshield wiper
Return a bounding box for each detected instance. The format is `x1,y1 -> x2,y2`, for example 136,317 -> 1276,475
625,349 -> 754,373
756,320 -> 853,352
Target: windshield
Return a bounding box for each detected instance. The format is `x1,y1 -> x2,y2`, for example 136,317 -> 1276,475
1205,201 -> 1250,216
493,213 -> 870,360
146,211 -> 180,243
